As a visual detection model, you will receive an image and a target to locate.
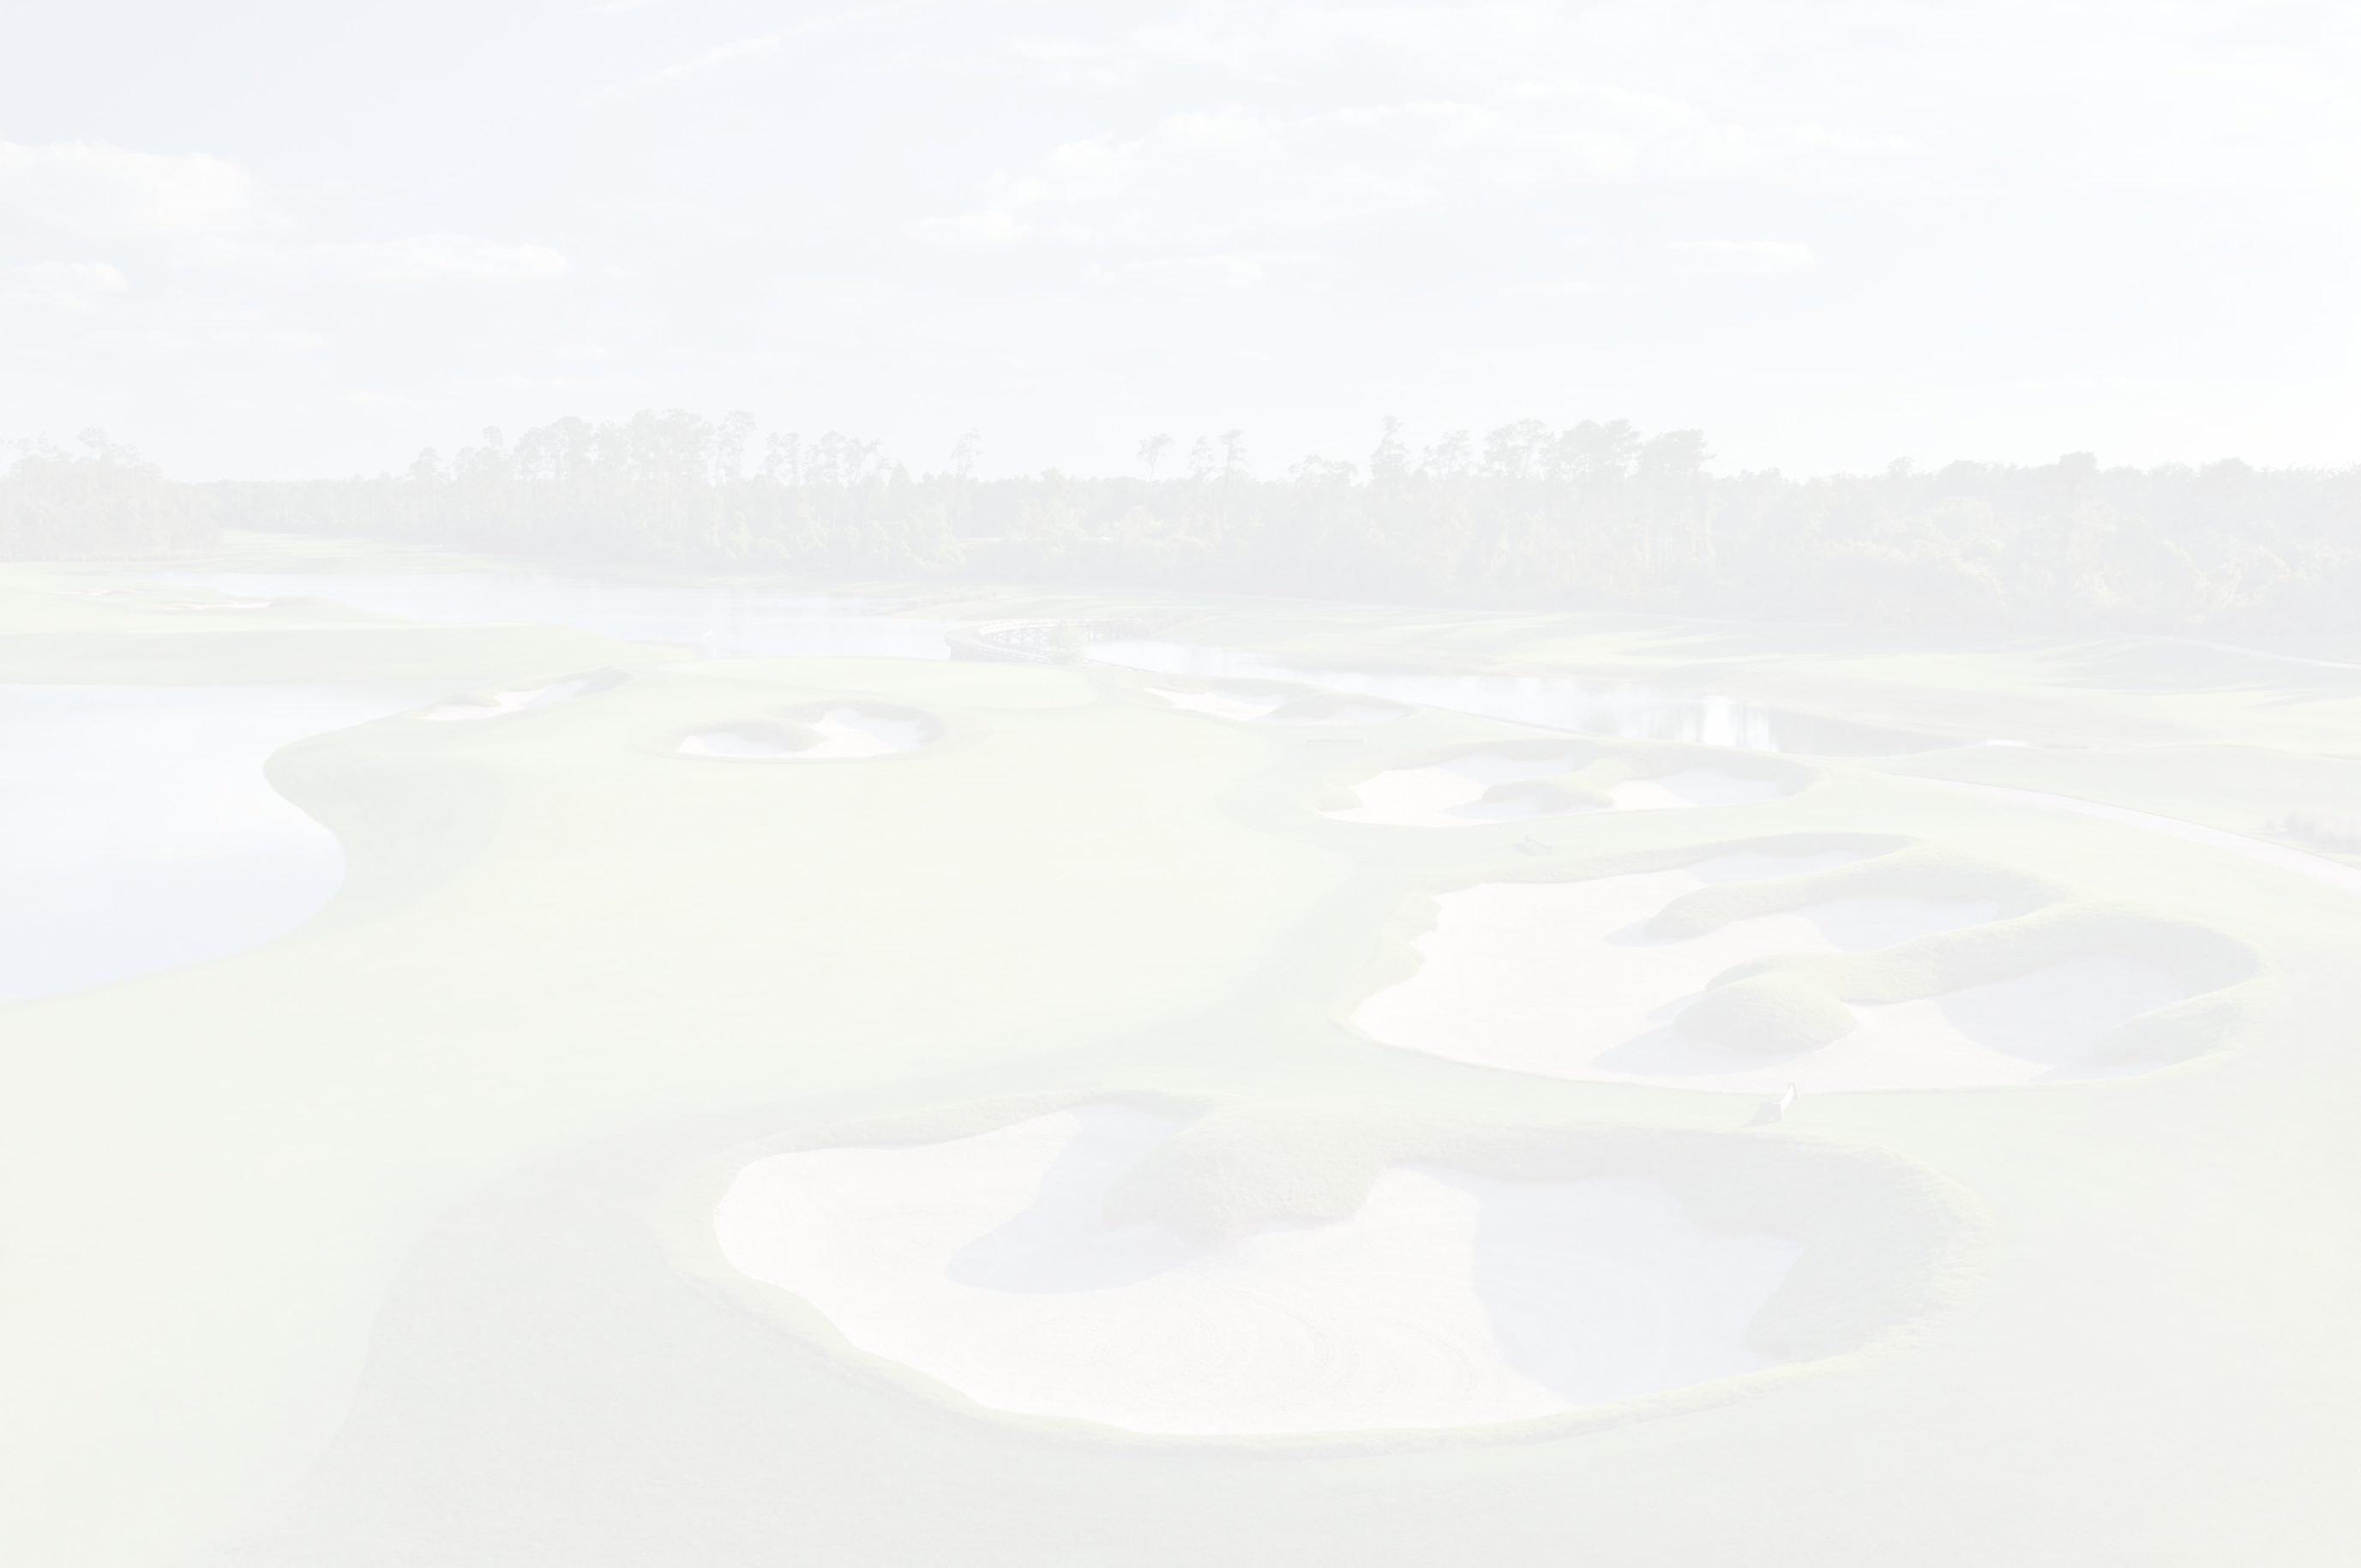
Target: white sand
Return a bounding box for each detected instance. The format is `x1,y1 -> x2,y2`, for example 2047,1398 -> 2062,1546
1332,751 -> 1786,826
679,707 -> 935,760
715,1103 -> 1799,1435
1147,686 -> 1408,725
1351,852 -> 2173,1090
424,675 -> 590,722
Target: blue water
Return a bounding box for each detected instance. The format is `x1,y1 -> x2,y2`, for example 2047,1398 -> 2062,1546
170,572 -> 958,660
0,685 -> 431,1002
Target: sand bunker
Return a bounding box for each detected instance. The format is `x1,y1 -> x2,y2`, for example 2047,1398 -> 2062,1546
1334,748 -> 1785,826
1146,681 -> 1410,726
424,675 -> 590,722
679,702 -> 940,760
1354,854 -> 2189,1091
715,1103 -> 1799,1435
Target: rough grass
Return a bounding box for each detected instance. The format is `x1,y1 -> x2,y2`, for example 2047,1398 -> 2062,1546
1322,731 -> 1813,808
652,1090 -> 1992,1454
1119,675 -> 1407,722
637,699 -> 987,760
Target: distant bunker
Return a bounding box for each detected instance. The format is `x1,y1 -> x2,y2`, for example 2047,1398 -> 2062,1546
1341,750 -> 1775,826
1360,859 -> 2181,1090
708,1100 -> 1794,1435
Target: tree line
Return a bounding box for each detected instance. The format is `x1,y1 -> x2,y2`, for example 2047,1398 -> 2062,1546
9,408 -> 2359,644
0,432 -> 217,559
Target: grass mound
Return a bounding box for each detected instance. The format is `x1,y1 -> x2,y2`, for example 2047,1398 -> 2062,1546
1128,675 -> 1407,722
431,656 -> 637,712
637,699 -> 987,760
661,1086 -> 1992,1454
1331,831 -> 2266,1067
1322,736 -> 1813,812
1652,840 -> 2275,1058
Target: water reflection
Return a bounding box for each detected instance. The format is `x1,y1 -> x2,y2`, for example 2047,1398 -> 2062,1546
169,573 -> 957,661
1087,640 -> 1955,756
0,686 -> 428,1002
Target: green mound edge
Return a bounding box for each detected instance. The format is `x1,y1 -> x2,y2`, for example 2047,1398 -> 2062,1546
652,1090 -> 1992,1454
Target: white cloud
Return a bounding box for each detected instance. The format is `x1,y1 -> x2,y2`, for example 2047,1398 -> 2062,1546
0,260 -> 128,309
897,207 -> 1029,245
86,330 -> 196,354
339,392 -> 453,411
1669,239 -> 1812,274
0,141 -> 265,237
750,279 -> 944,339
1121,252 -> 1325,289
168,232 -> 568,282
580,0 -> 930,104
925,87 -> 1889,246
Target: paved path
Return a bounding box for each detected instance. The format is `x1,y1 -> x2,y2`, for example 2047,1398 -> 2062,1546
1923,778 -> 2361,898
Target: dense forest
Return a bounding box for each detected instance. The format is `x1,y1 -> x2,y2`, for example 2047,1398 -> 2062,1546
0,432 -> 217,560
9,409 -> 2359,644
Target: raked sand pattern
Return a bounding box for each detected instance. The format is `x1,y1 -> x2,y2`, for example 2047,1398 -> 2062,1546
424,675 -> 590,722
716,1103 -> 1800,1435
1147,689 -> 1397,727
680,708 -> 925,760
1332,748 -> 1784,826
1355,852 -> 2185,1092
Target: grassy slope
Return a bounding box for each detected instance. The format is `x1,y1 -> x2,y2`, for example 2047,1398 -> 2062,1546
0,568 -> 652,686
0,592 -> 1350,1565
134,694 -> 2361,1568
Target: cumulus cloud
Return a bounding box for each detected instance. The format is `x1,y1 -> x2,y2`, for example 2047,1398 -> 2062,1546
1669,239 -> 1813,274
922,86 -> 1888,246
892,207 -> 1034,245
168,232 -> 568,282
86,330 -> 196,354
0,141 -> 265,237
1095,249 -> 1341,286
339,392 -> 453,411
0,260 -> 129,309
580,0 -> 921,104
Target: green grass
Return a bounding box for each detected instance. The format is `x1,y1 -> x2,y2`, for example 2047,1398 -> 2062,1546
665,1089 -> 1989,1452
4,555 -> 2359,1565
0,567 -> 657,686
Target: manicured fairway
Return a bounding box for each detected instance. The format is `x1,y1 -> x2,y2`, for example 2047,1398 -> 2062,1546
3,557 -> 2358,1566
147,699 -> 2361,1568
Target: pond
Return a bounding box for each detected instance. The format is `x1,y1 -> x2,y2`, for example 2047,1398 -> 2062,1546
0,685 -> 430,1003
1086,640 -> 1959,756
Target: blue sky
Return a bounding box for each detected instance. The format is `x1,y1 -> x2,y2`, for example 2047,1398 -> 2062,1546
3,1 -> 2358,478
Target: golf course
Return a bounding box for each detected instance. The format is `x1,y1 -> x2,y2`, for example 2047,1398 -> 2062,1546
3,533 -> 2358,1565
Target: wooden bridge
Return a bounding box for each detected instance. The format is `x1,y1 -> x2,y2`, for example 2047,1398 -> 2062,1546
944,614 -> 1199,661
